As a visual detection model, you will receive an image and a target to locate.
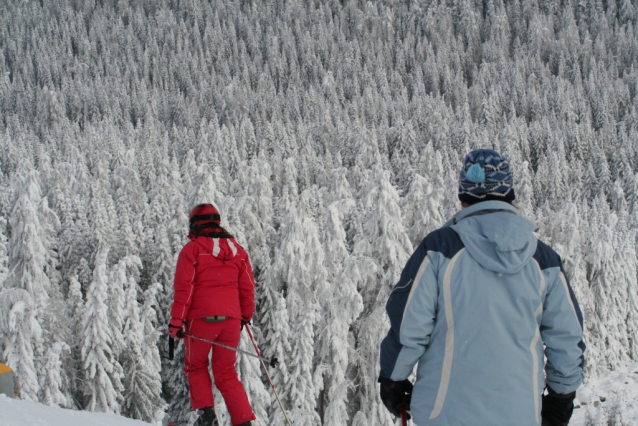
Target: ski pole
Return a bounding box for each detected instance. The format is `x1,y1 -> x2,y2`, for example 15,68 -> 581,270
244,324 -> 293,426
183,333 -> 279,368
401,406 -> 408,426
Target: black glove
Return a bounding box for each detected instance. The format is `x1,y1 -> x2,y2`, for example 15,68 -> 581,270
241,319 -> 251,331
541,386 -> 575,426
379,376 -> 413,419
168,319 -> 185,339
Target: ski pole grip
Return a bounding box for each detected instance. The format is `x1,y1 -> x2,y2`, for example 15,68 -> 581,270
168,336 -> 175,360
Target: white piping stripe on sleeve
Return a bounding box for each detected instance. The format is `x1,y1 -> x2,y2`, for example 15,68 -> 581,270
559,272 -> 579,320
393,278 -> 413,292
228,239 -> 238,256
179,265 -> 197,320
430,248 -> 465,420
530,327 -> 541,424
212,238 -> 220,257
533,260 -> 545,318
243,260 -> 256,287
401,256 -> 431,323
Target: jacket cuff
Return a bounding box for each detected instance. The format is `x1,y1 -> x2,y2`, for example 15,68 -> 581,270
547,386 -> 576,399
169,318 -> 184,327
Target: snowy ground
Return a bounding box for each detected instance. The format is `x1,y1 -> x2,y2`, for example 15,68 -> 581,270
1,364 -> 637,426
571,363 -> 638,426
0,394 -> 153,426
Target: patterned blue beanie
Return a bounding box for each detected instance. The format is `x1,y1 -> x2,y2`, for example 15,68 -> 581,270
458,149 -> 515,204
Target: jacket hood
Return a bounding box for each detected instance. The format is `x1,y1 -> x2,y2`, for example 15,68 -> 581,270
450,201 -> 537,274
190,236 -> 239,261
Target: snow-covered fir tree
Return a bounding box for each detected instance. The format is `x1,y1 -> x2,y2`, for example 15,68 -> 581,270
236,331 -> 271,426
40,342 -> 71,407
319,204 -> 363,425
0,288 -> 41,401
122,280 -> 166,423
7,167 -> 56,317
352,165 -> 412,424
81,246 -> 124,413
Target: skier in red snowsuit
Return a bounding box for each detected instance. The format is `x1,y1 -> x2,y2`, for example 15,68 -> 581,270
169,203 -> 256,426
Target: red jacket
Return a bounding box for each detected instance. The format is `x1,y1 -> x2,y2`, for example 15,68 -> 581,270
170,236 -> 256,322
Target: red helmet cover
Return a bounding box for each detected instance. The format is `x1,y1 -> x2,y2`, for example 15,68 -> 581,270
189,203 -> 220,225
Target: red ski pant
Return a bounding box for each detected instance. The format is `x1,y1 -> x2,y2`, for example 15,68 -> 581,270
184,318 -> 255,425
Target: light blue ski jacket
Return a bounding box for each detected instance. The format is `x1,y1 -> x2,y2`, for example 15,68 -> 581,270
380,201 -> 585,426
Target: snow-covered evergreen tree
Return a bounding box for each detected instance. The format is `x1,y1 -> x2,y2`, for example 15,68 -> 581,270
123,280 -> 166,423
352,166 -> 412,424
264,195 -> 325,425
81,246 -> 124,413
402,171 -> 446,247
585,194 -> 629,373
66,274 -> 85,406
0,288 -> 41,401
7,167 -> 57,317
41,342 -> 71,407
236,330 -> 271,426
107,257 -> 128,373
320,205 -> 363,425
255,285 -> 292,425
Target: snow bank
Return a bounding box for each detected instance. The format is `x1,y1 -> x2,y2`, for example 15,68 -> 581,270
0,395 -> 153,426
572,363 -> 638,425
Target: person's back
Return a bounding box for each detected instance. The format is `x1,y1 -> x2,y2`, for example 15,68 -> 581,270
174,235 -> 254,321
390,203 -> 583,424
169,203 -> 256,426
379,149 -> 585,426
0,363 -> 20,399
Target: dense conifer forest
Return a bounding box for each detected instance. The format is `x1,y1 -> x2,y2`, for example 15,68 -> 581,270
1,0 -> 638,424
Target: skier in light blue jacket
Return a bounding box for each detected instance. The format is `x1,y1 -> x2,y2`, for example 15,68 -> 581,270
379,149 -> 585,426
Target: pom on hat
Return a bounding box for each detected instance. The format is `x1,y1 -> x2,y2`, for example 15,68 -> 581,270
458,149 -> 515,204
465,163 -> 486,183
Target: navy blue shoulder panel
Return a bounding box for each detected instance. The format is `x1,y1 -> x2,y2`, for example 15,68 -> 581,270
533,239 -> 562,271
534,239 -> 584,330
388,227 -> 463,296
424,227 -> 465,260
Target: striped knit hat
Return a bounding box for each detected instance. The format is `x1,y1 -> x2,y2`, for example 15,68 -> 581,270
458,149 -> 515,204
